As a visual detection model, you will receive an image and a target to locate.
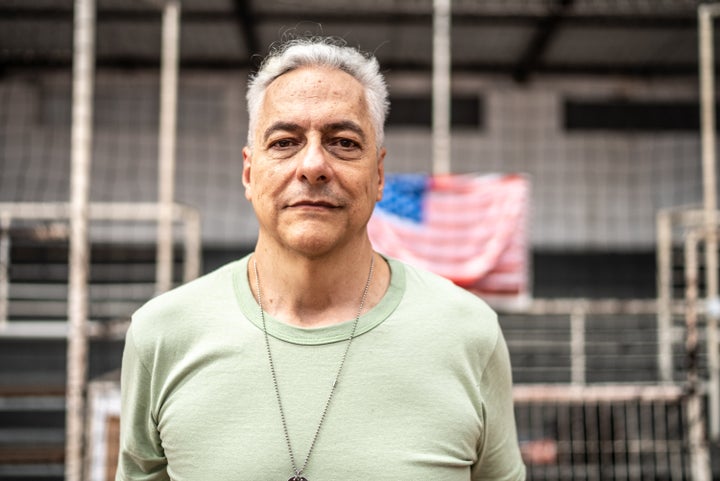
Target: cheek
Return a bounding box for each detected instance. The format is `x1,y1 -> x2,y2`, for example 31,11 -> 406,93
366,172 -> 381,199
254,188 -> 273,208
358,182 -> 379,208
252,166 -> 280,194
252,171 -> 288,210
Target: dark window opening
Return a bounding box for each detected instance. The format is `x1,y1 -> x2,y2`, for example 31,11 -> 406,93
387,95 -> 483,128
564,99 -> 713,132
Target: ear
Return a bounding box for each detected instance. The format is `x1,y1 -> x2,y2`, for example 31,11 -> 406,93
376,147 -> 386,202
242,146 -> 253,201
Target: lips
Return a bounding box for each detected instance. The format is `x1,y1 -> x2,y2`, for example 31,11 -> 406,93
288,200 -> 339,209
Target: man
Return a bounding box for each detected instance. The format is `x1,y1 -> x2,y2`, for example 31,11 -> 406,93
117,36 -> 525,481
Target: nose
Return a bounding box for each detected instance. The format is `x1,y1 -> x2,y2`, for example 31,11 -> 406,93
296,138 -> 332,184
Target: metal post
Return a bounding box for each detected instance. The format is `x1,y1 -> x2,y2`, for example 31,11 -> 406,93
699,3 -> 720,440
570,303 -> 586,385
182,206 -> 202,283
432,0 -> 451,175
0,213 -> 10,328
656,210 -> 674,383
684,230 -> 711,481
66,0 -> 95,479
156,0 -> 181,294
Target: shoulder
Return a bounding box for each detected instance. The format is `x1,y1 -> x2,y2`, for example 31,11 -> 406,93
392,258 -> 498,322
129,260 -> 241,343
388,257 -> 500,347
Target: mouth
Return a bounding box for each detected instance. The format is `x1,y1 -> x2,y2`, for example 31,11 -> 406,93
287,200 -> 340,209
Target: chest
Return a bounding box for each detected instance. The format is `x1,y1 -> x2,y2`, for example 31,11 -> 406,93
154,335 -> 483,481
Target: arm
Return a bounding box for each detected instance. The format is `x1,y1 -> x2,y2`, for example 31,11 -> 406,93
115,325 -> 169,481
472,332 -> 526,481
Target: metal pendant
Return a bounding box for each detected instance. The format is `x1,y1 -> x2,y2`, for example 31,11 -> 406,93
288,477 -> 308,481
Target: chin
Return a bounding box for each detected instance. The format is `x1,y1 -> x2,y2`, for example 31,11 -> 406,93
277,221 -> 343,250
276,229 -> 336,256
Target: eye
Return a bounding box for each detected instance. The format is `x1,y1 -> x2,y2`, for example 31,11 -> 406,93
337,138 -> 358,149
265,137 -> 302,159
271,138 -> 296,149
327,137 -> 363,160
329,137 -> 361,151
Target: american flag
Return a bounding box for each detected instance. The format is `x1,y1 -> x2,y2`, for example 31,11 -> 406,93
368,173 -> 530,304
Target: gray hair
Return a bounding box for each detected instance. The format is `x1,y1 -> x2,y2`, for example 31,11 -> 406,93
246,36 -> 389,148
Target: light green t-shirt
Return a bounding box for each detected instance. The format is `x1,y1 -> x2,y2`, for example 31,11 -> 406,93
116,255 -> 525,481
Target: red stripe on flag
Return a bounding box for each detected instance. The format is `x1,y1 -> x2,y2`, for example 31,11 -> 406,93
368,174 -> 530,301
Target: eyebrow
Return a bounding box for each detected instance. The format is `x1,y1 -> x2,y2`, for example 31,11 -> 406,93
324,121 -> 367,143
262,120 -> 368,144
262,121 -> 302,143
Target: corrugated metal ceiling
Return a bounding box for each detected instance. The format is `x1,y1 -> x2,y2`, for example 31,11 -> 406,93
0,0 -> 711,81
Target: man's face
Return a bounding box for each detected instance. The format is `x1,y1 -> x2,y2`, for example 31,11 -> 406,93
242,66 -> 385,259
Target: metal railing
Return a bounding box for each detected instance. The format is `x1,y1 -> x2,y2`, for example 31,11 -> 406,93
0,201 -> 201,339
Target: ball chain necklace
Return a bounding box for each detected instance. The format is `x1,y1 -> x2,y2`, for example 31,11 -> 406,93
252,255 -> 375,481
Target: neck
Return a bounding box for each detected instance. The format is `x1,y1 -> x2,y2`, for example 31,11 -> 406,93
250,242 -> 389,328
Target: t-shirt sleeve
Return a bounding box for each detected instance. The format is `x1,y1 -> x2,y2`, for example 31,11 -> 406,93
472,331 -> 526,481
115,324 -> 170,481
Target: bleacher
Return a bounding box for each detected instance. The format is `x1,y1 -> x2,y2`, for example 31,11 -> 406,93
0,237 -> 171,480
0,195 -> 208,481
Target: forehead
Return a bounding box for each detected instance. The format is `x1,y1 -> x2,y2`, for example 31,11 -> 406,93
258,66 -> 371,130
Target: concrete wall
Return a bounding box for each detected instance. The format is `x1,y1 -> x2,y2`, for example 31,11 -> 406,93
0,70 -> 702,249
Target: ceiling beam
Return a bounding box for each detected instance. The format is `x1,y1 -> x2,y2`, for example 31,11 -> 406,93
513,0 -> 575,83
232,0 -> 260,62
0,6 -> 696,29
0,54 -> 702,79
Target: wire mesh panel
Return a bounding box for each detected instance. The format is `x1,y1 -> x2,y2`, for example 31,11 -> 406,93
2,1 -> 719,478
502,301 -> 660,385
0,203 -> 201,339
656,208 -> 718,384
514,385 -> 695,481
